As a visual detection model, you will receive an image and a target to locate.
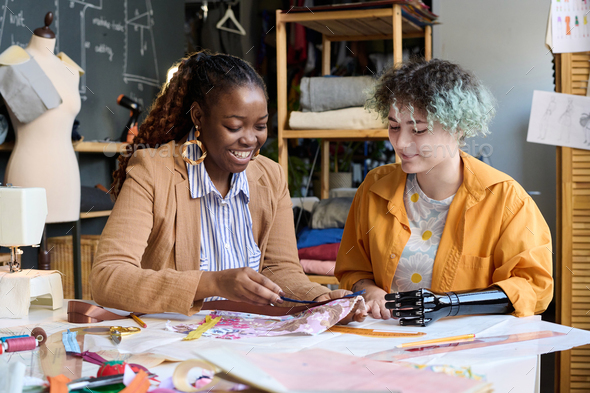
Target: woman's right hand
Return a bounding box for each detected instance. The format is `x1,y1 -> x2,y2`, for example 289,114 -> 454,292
196,268 -> 285,306
355,279 -> 391,320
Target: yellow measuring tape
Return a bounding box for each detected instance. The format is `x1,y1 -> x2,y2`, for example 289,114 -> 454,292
328,325 -> 426,338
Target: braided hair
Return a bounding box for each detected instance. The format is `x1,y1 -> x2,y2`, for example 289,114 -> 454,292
111,49 -> 269,198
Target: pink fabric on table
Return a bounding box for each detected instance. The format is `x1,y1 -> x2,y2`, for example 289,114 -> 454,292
298,243 -> 340,261
300,259 -> 336,276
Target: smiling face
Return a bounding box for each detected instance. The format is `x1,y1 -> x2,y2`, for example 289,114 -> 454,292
191,85 -> 268,181
387,105 -> 461,175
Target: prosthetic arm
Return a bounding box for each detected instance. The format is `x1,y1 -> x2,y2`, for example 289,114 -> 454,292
384,286 -> 515,326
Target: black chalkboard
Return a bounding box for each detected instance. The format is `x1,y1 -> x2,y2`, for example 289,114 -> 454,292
0,0 -> 185,140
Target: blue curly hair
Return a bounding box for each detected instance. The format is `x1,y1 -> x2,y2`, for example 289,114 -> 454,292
365,58 -> 496,142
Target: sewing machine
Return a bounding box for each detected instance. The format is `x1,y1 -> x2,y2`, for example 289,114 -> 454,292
0,185 -> 63,318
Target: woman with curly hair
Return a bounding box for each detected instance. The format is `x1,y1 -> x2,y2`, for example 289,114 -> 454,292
90,50 -> 362,317
335,59 -> 553,326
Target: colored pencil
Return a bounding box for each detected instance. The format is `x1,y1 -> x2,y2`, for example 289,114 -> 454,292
397,333 -> 475,348
130,313 -> 147,328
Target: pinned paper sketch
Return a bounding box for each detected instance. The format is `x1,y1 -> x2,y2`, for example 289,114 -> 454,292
550,0 -> 590,53
527,90 -> 590,150
167,297 -> 365,340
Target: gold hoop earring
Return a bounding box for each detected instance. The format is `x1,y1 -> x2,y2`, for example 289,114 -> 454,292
250,149 -> 260,161
181,125 -> 207,165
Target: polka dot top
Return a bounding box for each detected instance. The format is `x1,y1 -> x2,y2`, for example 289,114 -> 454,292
390,173 -> 455,293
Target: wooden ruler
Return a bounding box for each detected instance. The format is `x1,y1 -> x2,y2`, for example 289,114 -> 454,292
328,325 -> 426,337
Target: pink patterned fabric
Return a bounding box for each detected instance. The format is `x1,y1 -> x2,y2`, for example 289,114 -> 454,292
167,297 -> 364,340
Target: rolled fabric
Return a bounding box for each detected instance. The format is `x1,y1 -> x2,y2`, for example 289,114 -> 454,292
289,107 -> 387,130
300,76 -> 375,112
300,259 -> 337,276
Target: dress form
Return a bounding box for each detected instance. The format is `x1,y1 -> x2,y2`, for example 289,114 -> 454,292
4,14 -> 82,223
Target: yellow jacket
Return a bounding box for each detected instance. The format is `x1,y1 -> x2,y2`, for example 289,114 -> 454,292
335,151 -> 553,317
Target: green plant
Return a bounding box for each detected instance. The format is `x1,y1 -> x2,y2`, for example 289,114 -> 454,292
333,141 -> 362,173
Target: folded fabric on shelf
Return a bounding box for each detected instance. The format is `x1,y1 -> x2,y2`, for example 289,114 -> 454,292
297,227 -> 344,249
311,197 -> 353,229
298,243 -> 340,261
300,76 -> 375,112
289,107 -> 387,130
300,259 -> 336,276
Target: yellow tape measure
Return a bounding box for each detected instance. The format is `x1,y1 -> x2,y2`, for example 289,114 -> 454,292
328,326 -> 426,338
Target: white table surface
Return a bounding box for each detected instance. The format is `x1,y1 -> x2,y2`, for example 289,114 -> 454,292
4,301 -> 585,393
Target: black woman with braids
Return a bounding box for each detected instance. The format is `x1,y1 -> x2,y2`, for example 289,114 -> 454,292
90,50 -> 365,321
335,58 -> 553,326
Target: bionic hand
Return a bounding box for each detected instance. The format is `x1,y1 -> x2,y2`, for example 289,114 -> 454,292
384,286 -> 514,326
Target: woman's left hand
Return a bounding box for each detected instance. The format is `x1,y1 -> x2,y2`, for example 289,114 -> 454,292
314,289 -> 367,324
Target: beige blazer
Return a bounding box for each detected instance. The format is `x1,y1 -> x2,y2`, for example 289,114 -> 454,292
90,138 -> 329,315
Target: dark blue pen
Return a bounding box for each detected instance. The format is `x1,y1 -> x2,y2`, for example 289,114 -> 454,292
280,289 -> 365,304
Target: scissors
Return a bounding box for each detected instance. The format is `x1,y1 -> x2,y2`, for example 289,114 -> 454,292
69,326 -> 141,345
109,326 -> 141,345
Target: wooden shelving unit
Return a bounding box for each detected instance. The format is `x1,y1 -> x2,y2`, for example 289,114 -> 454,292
276,5 -> 432,198
0,141 -> 128,154
555,51 -> 590,393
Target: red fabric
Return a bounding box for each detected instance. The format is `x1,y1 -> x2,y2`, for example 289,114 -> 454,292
298,243 -> 340,261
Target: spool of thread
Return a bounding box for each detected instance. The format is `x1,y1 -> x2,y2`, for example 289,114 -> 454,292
0,335 -> 28,343
3,337 -> 38,352
31,327 -> 47,345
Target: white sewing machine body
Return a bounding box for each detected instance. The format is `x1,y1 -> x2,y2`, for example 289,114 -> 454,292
0,186 -> 63,318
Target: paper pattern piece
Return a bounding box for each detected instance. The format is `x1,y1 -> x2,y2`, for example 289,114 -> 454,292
201,348 -> 491,393
168,297 -> 364,340
550,0 -> 590,53
527,90 -> 590,150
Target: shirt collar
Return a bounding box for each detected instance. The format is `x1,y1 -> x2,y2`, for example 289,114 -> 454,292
186,127 -> 250,202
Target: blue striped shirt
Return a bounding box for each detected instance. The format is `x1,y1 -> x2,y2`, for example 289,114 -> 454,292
185,128 -> 261,301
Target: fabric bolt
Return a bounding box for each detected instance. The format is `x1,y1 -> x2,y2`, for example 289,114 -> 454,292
185,128 -> 261,301
391,174 -> 454,292
0,54 -> 62,123
310,197 -> 353,229
296,227 -> 344,249
289,107 -> 387,130
336,151 -> 553,317
299,259 -> 336,276
90,134 -> 330,315
299,76 -> 375,112
298,243 -> 340,261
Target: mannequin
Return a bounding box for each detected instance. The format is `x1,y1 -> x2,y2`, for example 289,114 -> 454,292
3,13 -> 84,223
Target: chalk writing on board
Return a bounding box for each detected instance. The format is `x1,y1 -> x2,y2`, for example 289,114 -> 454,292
95,43 -> 113,61
64,0 -> 104,99
123,0 -> 160,87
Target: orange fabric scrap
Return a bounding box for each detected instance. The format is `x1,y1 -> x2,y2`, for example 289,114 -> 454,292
120,369 -> 151,393
48,375 -> 71,393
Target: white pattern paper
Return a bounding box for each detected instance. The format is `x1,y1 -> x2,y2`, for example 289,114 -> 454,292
527,90 -> 590,150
